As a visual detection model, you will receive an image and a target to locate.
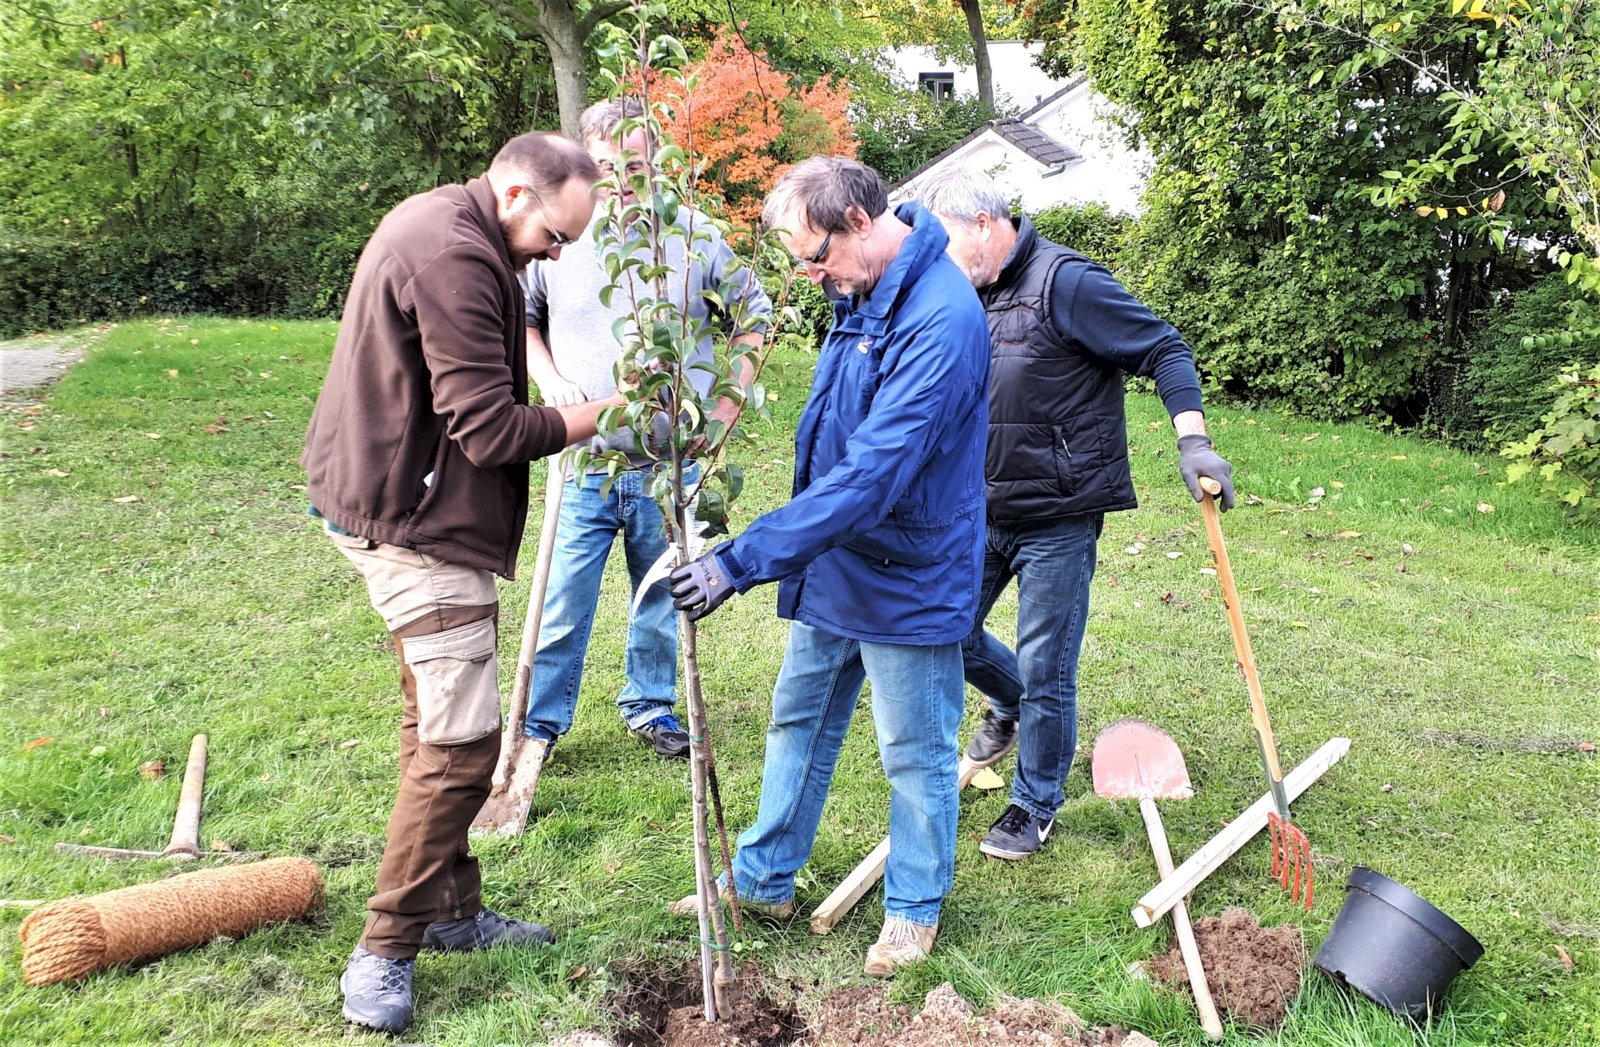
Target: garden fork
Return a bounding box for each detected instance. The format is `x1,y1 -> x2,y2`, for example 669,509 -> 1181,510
1198,477 -> 1314,909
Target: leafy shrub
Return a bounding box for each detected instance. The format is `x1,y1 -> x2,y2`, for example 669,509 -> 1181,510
1029,202 -> 1132,274
1502,362 -> 1600,522
1430,274 -> 1600,448
855,90 -> 1003,185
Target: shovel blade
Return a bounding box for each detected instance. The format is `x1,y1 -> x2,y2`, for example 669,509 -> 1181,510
470,736 -> 548,837
1091,719 -> 1193,800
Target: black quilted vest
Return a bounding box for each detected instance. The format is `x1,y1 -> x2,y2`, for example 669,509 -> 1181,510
981,218 -> 1137,522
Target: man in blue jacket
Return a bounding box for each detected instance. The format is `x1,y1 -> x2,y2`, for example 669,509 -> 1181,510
918,167 -> 1235,862
668,157 -> 990,976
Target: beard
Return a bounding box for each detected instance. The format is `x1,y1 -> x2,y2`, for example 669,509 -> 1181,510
501,209 -> 550,269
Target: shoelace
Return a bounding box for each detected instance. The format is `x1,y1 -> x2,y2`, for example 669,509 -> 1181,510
994,804 -> 1033,835
879,919 -> 921,948
360,955 -> 413,995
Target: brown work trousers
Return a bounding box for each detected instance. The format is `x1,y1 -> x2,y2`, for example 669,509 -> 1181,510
327,528 -> 505,959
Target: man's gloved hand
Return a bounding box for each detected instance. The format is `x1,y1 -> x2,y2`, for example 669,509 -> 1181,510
1177,433 -> 1235,511
669,551 -> 736,622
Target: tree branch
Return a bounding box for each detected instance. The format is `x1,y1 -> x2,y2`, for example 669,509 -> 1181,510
578,0 -> 632,40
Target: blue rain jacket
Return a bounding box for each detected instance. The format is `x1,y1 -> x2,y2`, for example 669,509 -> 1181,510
716,203 -> 990,645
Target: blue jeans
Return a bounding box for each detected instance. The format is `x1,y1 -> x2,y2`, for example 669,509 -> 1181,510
961,514 -> 1103,822
731,621 -> 964,927
522,469 -> 682,740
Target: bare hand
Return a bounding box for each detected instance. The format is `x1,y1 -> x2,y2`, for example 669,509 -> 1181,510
539,375 -> 587,407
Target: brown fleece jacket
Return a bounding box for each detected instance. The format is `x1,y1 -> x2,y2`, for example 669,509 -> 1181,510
303,176 -> 566,578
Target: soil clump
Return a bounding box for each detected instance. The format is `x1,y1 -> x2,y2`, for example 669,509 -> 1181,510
602,965 -> 1144,1047
1149,907 -> 1305,1030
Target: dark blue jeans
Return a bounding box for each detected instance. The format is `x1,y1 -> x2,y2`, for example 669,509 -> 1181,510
961,514 -> 1103,821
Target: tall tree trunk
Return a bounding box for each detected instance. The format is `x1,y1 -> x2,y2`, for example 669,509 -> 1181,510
960,0 -> 994,110
544,16 -> 587,138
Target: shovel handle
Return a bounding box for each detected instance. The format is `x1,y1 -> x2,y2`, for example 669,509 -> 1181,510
491,463 -> 565,791
1140,797 -> 1225,1041
1198,479 -> 1287,788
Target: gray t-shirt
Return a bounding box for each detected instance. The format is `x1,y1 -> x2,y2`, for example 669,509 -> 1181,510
522,204 -> 772,465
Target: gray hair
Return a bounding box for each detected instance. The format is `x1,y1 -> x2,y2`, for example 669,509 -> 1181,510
763,156 -> 889,234
578,97 -> 647,145
916,166 -> 1012,224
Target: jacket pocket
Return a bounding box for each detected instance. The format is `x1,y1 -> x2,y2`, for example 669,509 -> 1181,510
1051,424 -> 1078,497
401,617 -> 500,746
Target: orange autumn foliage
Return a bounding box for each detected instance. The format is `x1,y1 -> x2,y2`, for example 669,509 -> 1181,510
664,30 -> 856,224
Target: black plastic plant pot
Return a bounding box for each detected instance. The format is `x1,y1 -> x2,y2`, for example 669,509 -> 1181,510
1313,866 -> 1485,1021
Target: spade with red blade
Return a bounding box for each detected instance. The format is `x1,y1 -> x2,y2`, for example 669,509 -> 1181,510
1093,719 -> 1224,1041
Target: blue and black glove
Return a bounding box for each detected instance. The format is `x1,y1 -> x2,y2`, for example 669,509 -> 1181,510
1177,433 -> 1235,511
669,551 -> 737,622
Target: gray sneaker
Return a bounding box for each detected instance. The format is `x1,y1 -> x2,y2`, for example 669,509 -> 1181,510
420,908 -> 555,952
965,709 -> 1018,768
340,947 -> 415,1035
978,803 -> 1054,861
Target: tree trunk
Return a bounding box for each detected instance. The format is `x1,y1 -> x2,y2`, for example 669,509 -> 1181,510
960,0 -> 994,110
543,17 -> 588,138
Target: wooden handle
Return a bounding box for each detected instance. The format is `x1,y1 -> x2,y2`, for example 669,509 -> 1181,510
491,463 -> 566,791
1200,477 -> 1222,496
162,734 -> 207,858
1140,798 -> 1225,1041
1133,737 -> 1350,927
810,756 -> 980,934
1199,488 -> 1286,784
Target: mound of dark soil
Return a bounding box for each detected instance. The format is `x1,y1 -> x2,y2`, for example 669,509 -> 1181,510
1149,907 -> 1305,1030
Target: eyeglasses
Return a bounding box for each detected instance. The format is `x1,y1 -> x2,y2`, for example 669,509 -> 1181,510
518,186 -> 575,248
797,231 -> 833,272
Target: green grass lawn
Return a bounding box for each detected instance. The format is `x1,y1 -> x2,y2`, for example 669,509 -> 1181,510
1,318 -> 1597,1046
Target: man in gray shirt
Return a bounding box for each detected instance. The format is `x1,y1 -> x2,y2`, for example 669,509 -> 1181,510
519,99 -> 770,758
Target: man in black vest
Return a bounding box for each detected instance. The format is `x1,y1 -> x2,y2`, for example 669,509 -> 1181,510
918,167 -> 1235,860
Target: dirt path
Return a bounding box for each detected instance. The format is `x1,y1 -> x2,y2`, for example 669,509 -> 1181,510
0,331 -> 97,407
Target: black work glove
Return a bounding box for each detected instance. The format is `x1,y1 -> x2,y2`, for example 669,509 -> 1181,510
669,551 -> 737,622
1177,433 -> 1235,511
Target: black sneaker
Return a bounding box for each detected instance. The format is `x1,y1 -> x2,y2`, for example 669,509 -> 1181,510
965,710 -> 1018,769
340,946 -> 415,1034
631,713 -> 690,759
420,908 -> 555,952
978,803 -> 1054,861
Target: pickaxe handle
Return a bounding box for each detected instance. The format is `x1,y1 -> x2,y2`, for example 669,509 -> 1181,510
162,734 -> 208,858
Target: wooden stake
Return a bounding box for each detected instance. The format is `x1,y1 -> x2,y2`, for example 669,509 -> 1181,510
1132,737 -> 1350,928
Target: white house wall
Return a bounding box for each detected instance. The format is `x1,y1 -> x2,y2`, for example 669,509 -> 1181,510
880,40 -> 1064,110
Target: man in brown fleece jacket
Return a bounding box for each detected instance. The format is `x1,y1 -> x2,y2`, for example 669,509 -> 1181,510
303,131 -> 621,1036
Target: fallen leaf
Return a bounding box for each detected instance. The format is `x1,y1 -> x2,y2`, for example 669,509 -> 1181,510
604,861 -> 622,874
1391,454 -> 1408,461
0,835 -> 13,843
1246,494 -> 1264,506
1166,551 -> 1183,559
1397,563 -> 1408,574
1476,502 -> 1495,514
1160,591 -> 1175,603
1123,543 -> 1144,556
21,737 -> 52,750
144,432 -> 161,440
1555,945 -> 1575,970
90,745 -> 108,756
210,840 -> 236,853
166,369 -> 180,377
1578,742 -> 1596,754
112,495 -> 142,503
139,759 -> 166,779
1334,530 -> 1364,538
1401,543 -> 1415,555
43,468 -> 69,477
339,738 -> 362,750
569,966 -> 588,981
17,422 -> 34,431
1381,783 -> 1393,793
1289,621 -> 1308,629
259,772 -> 273,781
1200,566 -> 1217,576
1329,480 -> 1346,489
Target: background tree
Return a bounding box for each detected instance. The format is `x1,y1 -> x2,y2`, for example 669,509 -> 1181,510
664,28 -> 856,223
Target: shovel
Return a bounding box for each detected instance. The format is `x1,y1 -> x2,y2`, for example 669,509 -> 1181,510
1093,719 -> 1224,1041
471,462 -> 563,836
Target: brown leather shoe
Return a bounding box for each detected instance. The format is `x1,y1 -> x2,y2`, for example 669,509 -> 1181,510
666,884 -> 794,920
863,916 -> 937,977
